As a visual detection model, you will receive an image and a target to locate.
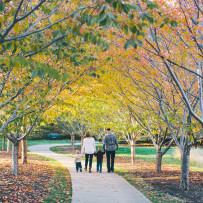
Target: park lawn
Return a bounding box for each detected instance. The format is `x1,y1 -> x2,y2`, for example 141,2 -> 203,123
27,139 -> 72,147
95,144 -> 203,172
49,143 -> 203,171
0,137 -> 72,148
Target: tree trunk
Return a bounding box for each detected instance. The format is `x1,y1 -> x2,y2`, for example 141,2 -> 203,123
81,135 -> 84,150
11,141 -> 19,175
180,145 -> 191,191
7,138 -> 11,152
22,137 -> 27,164
18,140 -> 22,159
71,133 -> 75,151
2,134 -> 5,151
131,140 -> 136,164
156,150 -> 163,173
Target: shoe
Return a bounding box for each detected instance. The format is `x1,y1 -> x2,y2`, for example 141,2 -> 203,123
97,170 -> 99,172
80,168 -> 82,172
100,171 -> 102,173
107,171 -> 111,173
85,167 -> 87,171
89,167 -> 92,173
76,170 -> 78,172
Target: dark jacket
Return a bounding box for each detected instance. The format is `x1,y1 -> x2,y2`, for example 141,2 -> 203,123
94,151 -> 105,162
103,133 -> 119,151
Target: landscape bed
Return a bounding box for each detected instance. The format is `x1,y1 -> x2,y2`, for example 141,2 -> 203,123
0,151 -> 72,203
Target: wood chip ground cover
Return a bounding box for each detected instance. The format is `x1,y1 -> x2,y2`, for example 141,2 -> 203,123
0,151 -> 71,203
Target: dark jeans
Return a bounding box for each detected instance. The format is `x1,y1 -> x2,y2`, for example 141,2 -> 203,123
97,161 -> 103,172
106,150 -> 115,172
85,154 -> 93,168
76,162 -> 82,171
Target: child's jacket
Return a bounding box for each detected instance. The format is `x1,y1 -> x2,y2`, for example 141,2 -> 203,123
75,154 -> 82,163
95,151 -> 105,162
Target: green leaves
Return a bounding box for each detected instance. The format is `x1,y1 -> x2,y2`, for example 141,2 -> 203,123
170,20 -> 178,27
124,39 -> 137,49
62,73 -> 72,84
0,2 -> 5,11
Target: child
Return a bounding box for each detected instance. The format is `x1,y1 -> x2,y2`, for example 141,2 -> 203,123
94,147 -> 105,173
74,150 -> 82,172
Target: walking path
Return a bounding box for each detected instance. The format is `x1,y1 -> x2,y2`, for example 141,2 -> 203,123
28,144 -> 150,203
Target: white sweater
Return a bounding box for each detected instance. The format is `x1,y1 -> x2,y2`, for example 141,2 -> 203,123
82,137 -> 96,154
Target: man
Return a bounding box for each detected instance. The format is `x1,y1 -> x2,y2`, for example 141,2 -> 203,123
103,128 -> 119,173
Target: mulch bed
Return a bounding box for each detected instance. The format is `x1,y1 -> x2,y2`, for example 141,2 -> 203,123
115,157 -> 203,203
59,146 -> 203,203
0,150 -> 54,203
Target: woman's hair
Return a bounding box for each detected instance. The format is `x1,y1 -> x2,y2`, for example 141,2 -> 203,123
85,131 -> 91,137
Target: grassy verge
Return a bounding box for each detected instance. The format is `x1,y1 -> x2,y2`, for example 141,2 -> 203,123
96,144 -> 202,172
115,167 -> 182,203
0,137 -> 75,148
29,152 -> 72,203
27,139 -> 72,147
50,146 -> 75,158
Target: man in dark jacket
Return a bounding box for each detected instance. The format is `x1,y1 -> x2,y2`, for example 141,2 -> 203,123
103,128 -> 119,173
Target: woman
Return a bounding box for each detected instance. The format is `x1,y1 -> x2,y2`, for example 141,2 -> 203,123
81,131 -> 96,173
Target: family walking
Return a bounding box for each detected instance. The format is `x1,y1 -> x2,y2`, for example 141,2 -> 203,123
74,128 -> 119,173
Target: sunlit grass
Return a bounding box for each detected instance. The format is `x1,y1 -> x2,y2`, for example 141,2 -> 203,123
0,137 -> 72,148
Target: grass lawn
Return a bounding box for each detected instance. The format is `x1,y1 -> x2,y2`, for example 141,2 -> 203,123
95,144 -> 203,171
0,137 -> 73,148
27,139 -> 72,147
49,143 -> 203,171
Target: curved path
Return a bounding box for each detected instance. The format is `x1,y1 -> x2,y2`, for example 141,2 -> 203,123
28,144 -> 150,203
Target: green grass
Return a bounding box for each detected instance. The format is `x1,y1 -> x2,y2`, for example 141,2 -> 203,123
50,146 -> 75,158
28,152 -> 72,203
115,167 -> 182,203
27,139 -> 73,147
0,137 -> 72,148
50,143 -> 203,171
113,145 -> 202,171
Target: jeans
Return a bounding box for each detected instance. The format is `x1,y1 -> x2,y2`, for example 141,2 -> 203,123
76,162 -> 82,171
106,150 -> 115,172
85,154 -> 93,168
97,161 -> 103,172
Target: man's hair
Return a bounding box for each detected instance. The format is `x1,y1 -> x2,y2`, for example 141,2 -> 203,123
76,150 -> 80,154
106,128 -> 111,131
98,147 -> 102,151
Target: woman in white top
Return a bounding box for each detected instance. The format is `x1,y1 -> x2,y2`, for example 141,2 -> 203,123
82,131 -> 96,173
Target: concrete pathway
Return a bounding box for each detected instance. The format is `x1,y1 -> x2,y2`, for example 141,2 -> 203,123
28,144 -> 150,203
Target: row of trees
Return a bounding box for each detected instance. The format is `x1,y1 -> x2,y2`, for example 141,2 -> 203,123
0,0 -> 202,192
1,0 -> 146,175
48,0 -> 202,191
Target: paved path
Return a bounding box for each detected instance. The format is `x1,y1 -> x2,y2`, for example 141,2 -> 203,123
28,144 -> 150,203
